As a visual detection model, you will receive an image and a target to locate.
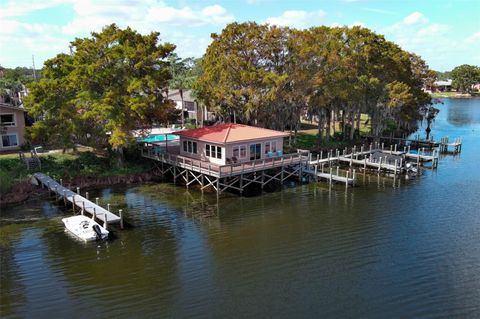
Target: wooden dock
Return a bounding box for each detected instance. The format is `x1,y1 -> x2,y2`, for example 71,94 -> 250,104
33,173 -> 123,228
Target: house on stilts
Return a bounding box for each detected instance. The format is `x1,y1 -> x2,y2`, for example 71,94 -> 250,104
141,123 -> 308,194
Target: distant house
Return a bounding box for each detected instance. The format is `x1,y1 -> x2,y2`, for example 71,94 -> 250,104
433,79 -> 452,92
173,123 -> 289,165
0,103 -> 26,151
167,89 -> 214,124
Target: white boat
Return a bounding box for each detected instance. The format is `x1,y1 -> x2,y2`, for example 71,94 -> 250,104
405,162 -> 418,175
62,215 -> 109,241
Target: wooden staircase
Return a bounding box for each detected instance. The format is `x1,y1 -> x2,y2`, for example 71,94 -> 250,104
19,150 -> 41,170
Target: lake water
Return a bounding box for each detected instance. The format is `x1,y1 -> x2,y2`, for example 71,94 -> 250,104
1,98 -> 480,318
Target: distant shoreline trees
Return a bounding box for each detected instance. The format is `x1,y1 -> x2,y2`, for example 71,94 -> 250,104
194,22 -> 436,141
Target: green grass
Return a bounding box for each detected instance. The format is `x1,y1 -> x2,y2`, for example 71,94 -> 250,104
430,91 -> 474,98
0,151 -> 151,194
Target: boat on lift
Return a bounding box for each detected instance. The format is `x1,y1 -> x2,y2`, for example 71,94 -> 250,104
62,215 -> 109,241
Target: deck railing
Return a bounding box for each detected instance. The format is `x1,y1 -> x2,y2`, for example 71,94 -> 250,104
141,143 -> 305,177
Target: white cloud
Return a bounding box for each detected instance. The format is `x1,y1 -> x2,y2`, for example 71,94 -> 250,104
465,31 -> 480,44
0,0 -> 69,18
0,0 -> 235,68
264,10 -> 326,28
61,1 -> 234,34
403,11 -> 428,25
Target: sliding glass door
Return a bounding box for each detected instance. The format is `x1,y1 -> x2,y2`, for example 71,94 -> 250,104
250,143 -> 261,160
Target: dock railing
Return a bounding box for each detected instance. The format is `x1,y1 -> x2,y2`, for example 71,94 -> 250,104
141,143 -> 305,178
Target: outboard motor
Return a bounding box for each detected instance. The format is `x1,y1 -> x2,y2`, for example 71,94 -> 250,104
92,224 -> 103,240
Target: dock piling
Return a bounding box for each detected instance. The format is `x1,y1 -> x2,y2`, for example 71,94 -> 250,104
119,209 -> 124,229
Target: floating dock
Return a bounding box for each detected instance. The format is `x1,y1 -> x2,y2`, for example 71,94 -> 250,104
33,173 -> 123,228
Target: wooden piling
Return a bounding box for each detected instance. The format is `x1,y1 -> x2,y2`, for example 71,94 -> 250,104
104,212 -> 108,230
119,209 -> 124,229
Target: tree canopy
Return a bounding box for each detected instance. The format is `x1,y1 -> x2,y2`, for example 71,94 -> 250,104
450,64 -> 480,93
24,24 -> 177,153
194,22 -> 435,140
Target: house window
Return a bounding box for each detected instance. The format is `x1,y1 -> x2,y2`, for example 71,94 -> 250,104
233,146 -> 239,158
233,145 -> 247,159
0,114 -> 15,127
240,145 -> 246,158
250,143 -> 261,160
183,140 -> 197,154
206,144 -> 222,159
265,141 -> 271,154
271,141 -> 277,152
1,134 -> 18,147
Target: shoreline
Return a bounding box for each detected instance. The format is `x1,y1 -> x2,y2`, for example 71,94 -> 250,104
0,171 -> 162,209
430,92 -> 479,99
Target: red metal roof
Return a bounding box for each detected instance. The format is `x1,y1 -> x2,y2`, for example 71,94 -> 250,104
173,123 -> 289,144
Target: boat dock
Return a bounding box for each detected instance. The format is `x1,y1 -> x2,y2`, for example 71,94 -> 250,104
33,173 -> 124,229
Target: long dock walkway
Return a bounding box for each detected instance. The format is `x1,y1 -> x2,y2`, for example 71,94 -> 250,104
33,173 -> 123,228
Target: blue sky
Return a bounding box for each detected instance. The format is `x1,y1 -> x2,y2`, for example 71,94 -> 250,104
1,0 -> 479,71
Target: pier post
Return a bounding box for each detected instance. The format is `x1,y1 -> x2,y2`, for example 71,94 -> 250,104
82,201 -> 85,215
55,186 -> 58,201
394,144 -> 397,152
378,157 -> 382,174
63,190 -> 67,206
394,159 -> 397,175
329,167 -> 333,185
381,142 -> 384,150
346,171 -> 349,189
86,192 -> 89,200
95,197 -> 99,206
369,143 -> 372,153
93,207 -> 96,220
353,169 -> 356,185
364,157 -> 367,170
76,187 -> 80,195
119,209 -> 124,229
104,213 -> 108,230
72,195 -> 76,212
336,166 -> 339,176
107,204 -> 110,212
390,145 -> 392,154
47,182 -> 50,195
408,145 -> 411,153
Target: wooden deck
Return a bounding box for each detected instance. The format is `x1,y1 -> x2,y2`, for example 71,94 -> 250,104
141,145 -> 305,178
33,173 -> 122,227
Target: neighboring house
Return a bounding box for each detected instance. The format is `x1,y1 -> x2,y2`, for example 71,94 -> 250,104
0,103 -> 26,151
173,123 -> 289,165
167,89 -> 214,124
433,79 -> 453,92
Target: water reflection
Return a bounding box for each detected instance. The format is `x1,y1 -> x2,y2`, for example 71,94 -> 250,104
446,98 -> 480,126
